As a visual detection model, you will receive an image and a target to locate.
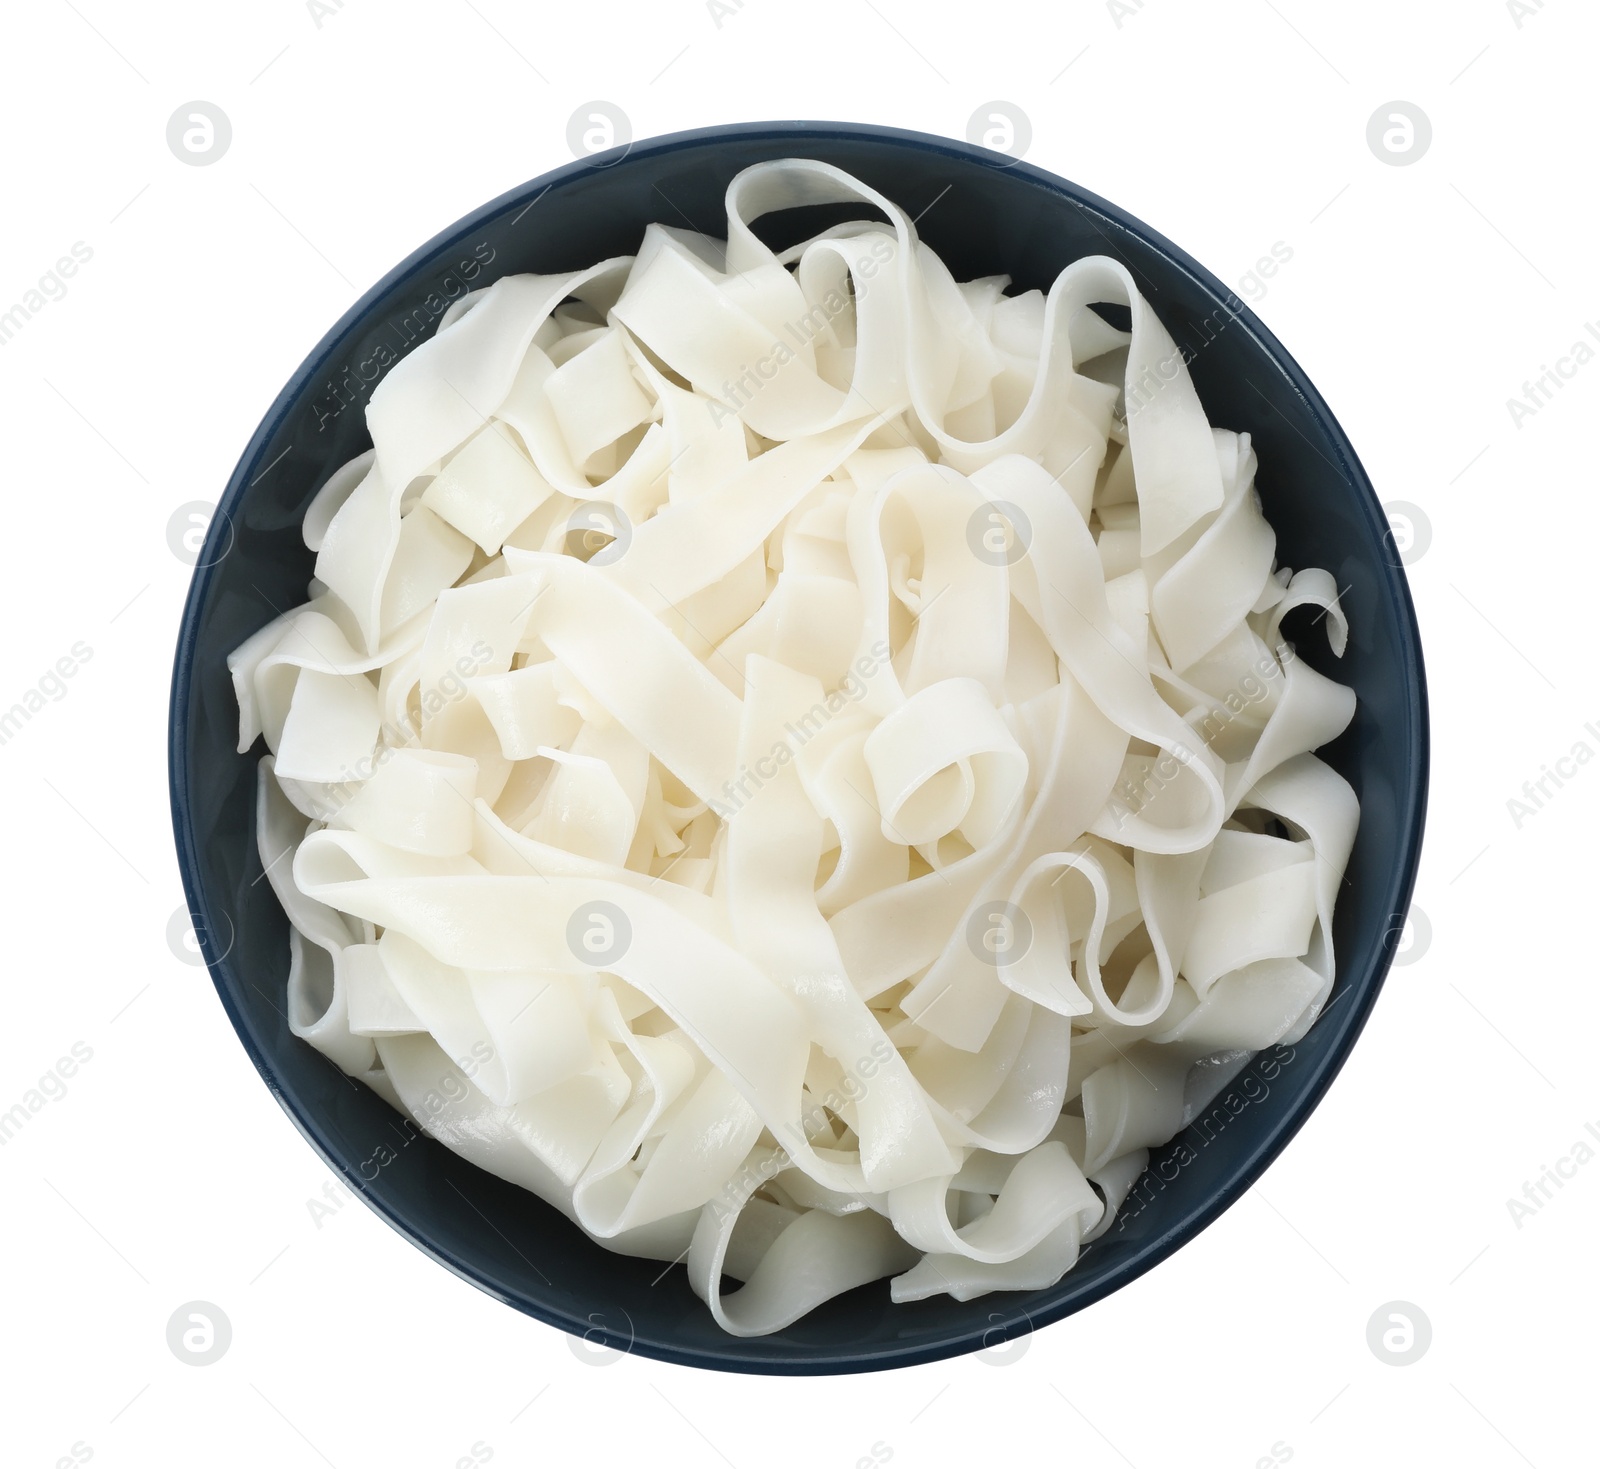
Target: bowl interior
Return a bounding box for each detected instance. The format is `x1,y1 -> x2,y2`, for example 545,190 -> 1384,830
171,121 -> 1427,1373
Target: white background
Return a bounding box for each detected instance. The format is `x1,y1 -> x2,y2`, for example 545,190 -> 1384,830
1,0 -> 1593,1464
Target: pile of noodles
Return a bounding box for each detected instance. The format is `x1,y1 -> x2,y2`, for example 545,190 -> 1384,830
230,159 -> 1357,1334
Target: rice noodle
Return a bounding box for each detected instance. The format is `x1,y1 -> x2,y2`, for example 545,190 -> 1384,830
230,158 -> 1358,1335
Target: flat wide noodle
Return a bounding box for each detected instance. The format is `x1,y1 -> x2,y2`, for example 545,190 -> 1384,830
235,159 -> 1360,1336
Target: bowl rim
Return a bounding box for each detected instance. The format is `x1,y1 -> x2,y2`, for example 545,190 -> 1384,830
169,117 -> 1429,1375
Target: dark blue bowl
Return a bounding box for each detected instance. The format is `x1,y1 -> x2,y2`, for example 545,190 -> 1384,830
170,120 -> 1427,1374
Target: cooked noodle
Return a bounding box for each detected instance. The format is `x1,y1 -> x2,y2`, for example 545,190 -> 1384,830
230,159 -> 1358,1335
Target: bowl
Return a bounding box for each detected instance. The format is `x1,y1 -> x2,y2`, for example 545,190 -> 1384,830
169,120 -> 1428,1374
